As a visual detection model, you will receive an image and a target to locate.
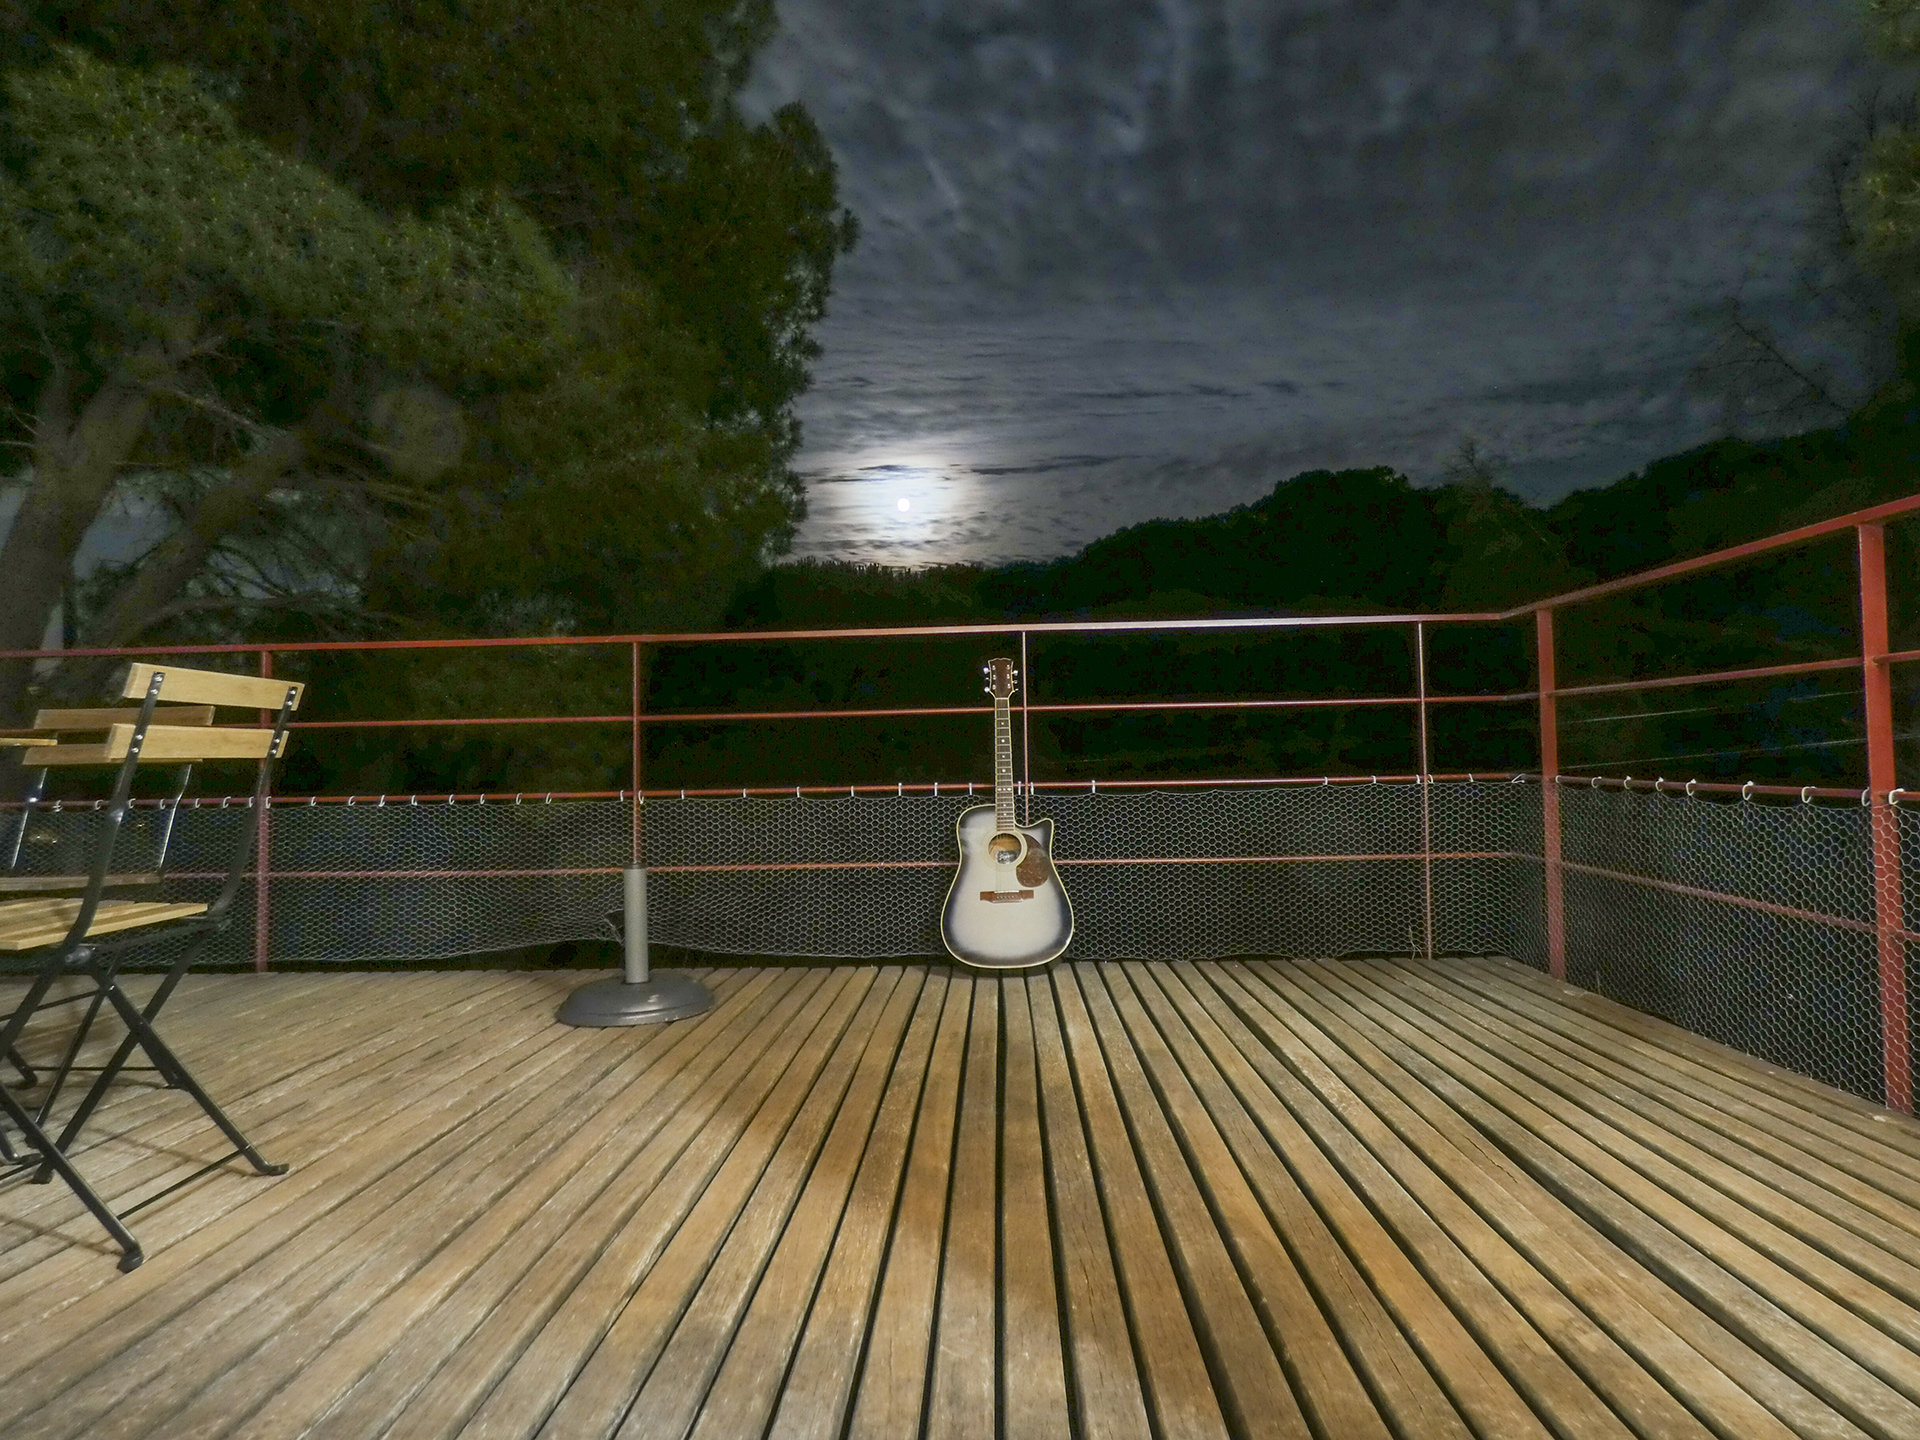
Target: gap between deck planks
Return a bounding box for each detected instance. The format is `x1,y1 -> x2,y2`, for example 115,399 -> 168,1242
2,960 -> 1918,1440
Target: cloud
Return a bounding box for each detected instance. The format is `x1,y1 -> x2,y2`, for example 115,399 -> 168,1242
745,0 -> 1912,565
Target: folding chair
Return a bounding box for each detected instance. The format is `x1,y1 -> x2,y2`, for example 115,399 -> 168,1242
0,662 -> 302,1270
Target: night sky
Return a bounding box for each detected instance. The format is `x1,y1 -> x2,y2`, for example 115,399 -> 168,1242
740,0 -> 1909,568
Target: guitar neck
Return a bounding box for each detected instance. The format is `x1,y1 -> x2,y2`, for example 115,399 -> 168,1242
994,695 -> 1017,829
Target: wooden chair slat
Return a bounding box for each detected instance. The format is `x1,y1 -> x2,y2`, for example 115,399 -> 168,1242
22,724 -> 286,766
32,705 -> 217,730
0,898 -> 208,952
0,874 -> 160,893
0,737 -> 56,747
119,663 -> 303,712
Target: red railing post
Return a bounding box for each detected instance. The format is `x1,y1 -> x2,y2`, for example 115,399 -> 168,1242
1415,622 -> 1434,958
255,648 -> 272,973
1537,608 -> 1566,979
1858,522 -> 1911,1112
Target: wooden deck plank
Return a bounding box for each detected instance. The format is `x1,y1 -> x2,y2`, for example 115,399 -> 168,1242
1130,964 -> 1483,1440
1099,963 -> 1398,1440
1378,962 -> 1920,1299
2,980 -> 635,1438
0,974 -> 595,1404
1282,961 -> 1920,1440
1193,962 -> 1643,1440
1478,959 -> 1920,1171
0,971 -> 556,1300
761,971 -> 954,1440
674,970 -> 933,1440
841,970 -> 970,1440
442,967 -> 877,1440
1076,964 -> 1312,1440
1026,968 -> 1156,1440
1050,964 -> 1231,1440
0,970 -> 521,1296
0,971 -> 512,1259
1314,961 -> 1920,1398
1427,962 -> 1920,1241
995,976 -> 1072,1440
527,968 -> 900,1440
926,975 -> 1000,1440
6,960 -> 1920,1440
240,968 -> 794,1440
1291,961 -> 1879,1440
302,968 -> 820,1440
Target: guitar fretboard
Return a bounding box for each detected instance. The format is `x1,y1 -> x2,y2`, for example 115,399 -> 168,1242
994,695 -> 1017,829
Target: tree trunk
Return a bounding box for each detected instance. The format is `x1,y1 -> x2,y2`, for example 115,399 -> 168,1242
0,350 -> 177,724
85,431 -> 307,649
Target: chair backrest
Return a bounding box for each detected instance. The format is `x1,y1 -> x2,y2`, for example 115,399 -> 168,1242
116,664 -> 304,713
4,664 -> 304,948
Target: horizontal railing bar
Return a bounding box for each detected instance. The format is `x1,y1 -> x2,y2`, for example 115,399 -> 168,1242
127,849 -> 1519,882
1548,655 -> 1860,699
0,772 -> 1522,810
1500,490 -> 1920,616
2,693 -> 1542,741
1510,850 -> 1918,943
0,608 -> 1517,664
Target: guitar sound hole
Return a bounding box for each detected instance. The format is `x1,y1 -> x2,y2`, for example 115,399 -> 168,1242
988,834 -> 1021,860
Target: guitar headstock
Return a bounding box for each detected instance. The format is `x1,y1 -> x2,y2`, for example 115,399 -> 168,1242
982,657 -> 1018,700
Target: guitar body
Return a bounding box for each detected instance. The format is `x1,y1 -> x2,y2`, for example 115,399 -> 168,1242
941,805 -> 1074,970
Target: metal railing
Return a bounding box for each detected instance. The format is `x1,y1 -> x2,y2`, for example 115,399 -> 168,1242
5,491 -> 1919,1109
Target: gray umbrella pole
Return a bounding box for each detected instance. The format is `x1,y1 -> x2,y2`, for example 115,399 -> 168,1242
623,864 -> 649,983
558,867 -> 714,1026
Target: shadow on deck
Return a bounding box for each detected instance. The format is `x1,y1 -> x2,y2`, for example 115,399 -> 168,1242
3,958 -> 1920,1440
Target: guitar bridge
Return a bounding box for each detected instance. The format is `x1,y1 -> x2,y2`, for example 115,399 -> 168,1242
979,889 -> 1035,903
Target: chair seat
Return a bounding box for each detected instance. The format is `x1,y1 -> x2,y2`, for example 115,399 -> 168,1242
0,898 -> 209,952
0,874 -> 161,894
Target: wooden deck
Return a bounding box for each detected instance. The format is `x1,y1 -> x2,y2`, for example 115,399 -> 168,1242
4,958 -> 1920,1440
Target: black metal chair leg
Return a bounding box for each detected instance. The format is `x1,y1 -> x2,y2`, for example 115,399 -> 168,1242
79,979 -> 286,1176
5,1045 -> 35,1088
0,1081 -> 142,1270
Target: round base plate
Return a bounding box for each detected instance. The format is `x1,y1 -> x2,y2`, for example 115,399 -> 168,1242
557,972 -> 714,1027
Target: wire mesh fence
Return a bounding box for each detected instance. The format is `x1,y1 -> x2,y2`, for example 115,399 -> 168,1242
6,775 -> 1913,1106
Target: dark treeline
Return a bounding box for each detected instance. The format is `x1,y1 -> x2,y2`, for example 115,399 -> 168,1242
265,407 -> 1920,800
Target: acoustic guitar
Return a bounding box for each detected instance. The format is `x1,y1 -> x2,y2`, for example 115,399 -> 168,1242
940,658 -> 1073,970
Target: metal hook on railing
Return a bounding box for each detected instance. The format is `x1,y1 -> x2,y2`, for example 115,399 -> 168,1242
932,781 -> 939,797
1467,773 -> 1474,784
376,795 -> 386,808
410,795 -> 420,807
1862,788 -> 1874,807
1090,778 -> 1097,794
1801,785 -> 1815,804
308,796 -> 317,807
743,787 -> 749,799
1590,776 -> 1600,790
1321,776 -> 1330,786
446,793 -> 455,806
1370,775 -> 1377,785
346,796 -> 357,807
515,793 -> 523,805
1893,790 -> 1905,808
477,793 -> 486,805
796,785 -> 804,799
1742,781 -> 1755,802
968,781 -> 975,795
221,795 -> 232,809
1653,777 -> 1664,794
898,781 -> 904,798
544,793 -> 553,804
